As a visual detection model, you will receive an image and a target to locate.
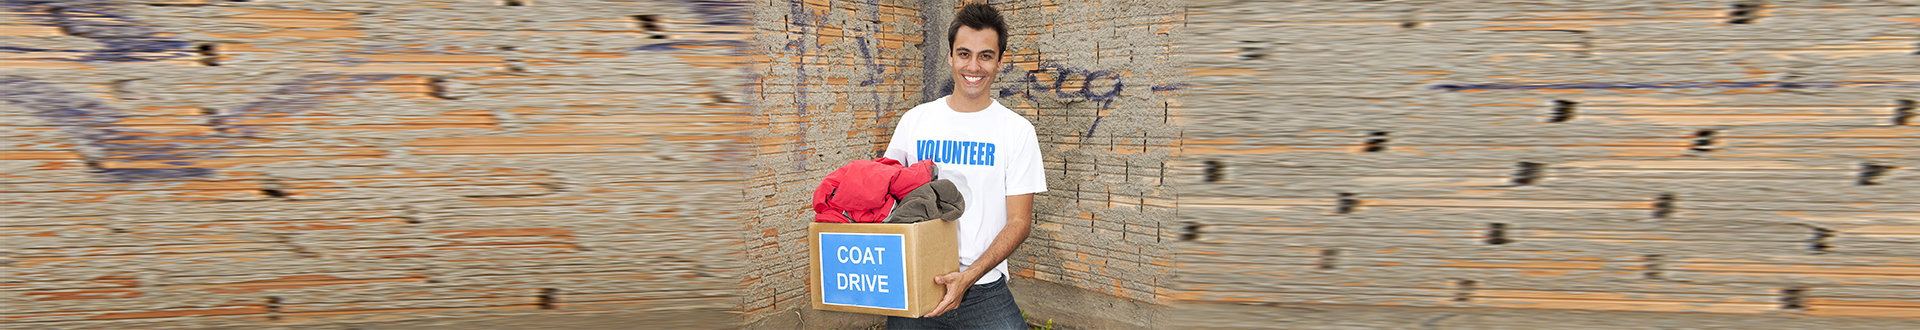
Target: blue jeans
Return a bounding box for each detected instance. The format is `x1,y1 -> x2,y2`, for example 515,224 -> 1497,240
886,276 -> 1024,330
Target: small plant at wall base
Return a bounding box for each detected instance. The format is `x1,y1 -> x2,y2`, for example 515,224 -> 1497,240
1022,310 -> 1054,330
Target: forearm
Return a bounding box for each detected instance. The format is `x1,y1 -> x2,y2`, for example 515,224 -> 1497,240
962,194 -> 1034,280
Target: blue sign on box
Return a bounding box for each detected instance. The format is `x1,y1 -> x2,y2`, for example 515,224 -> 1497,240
818,232 -> 908,310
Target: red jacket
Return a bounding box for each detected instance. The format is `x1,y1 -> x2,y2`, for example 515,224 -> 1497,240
812,158 -> 937,223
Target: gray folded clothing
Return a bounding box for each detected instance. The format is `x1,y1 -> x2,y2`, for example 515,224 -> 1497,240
884,179 -> 964,223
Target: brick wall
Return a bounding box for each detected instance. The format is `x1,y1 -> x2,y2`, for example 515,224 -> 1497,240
9,0 -> 1916,328
990,0 -> 1186,304
740,0 -> 926,325
3,0 -> 752,327
1173,0 -> 1919,327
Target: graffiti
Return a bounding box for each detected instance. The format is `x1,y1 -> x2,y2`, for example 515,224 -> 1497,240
998,61 -> 1126,103
997,62 -> 1115,136
0,0 -> 193,62
1432,81 -> 1920,91
852,0 -> 884,87
851,0 -> 887,129
218,75 -> 399,136
786,0 -> 814,116
623,0 -> 755,50
990,62 -> 1189,136
3,75 -> 395,181
629,40 -> 747,51
853,36 -> 884,87
2,75 -> 217,181
996,62 -> 1124,137
679,0 -> 748,26
786,0 -> 814,171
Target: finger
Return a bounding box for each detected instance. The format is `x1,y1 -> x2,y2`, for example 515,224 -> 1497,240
925,302 -> 952,317
924,301 -> 949,317
925,290 -> 961,317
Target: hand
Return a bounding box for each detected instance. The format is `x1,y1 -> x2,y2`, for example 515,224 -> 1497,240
924,271 -> 972,318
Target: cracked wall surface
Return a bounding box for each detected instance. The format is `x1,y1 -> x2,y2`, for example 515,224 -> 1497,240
1172,0 -> 1920,327
2,0 -> 752,328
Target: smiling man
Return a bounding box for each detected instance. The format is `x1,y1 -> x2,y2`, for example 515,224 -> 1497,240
880,3 -> 1044,329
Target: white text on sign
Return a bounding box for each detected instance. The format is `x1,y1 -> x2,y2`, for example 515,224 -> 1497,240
835,273 -> 890,292
835,246 -> 890,292
837,246 -> 885,264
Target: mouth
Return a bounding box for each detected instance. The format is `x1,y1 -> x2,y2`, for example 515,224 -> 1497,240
962,75 -> 983,84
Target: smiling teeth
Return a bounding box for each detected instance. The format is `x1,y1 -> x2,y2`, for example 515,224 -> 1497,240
964,76 -> 982,82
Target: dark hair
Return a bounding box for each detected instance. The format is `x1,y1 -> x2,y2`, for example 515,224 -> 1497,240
947,3 -> 1008,55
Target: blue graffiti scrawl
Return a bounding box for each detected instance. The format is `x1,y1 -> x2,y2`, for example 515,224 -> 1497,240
630,40 -> 747,51
3,75 -> 399,182
630,0 -> 752,51
1,76 -> 216,181
997,61 -> 1124,137
998,61 -> 1126,105
218,75 -> 399,137
679,0 -> 748,26
2,0 -> 403,181
1,0 -> 210,180
852,0 -> 884,87
0,0 -> 193,62
993,62 -> 1188,137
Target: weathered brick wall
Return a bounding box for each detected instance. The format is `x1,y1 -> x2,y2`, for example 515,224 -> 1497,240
15,0 -> 1913,328
3,0 -> 752,328
990,0 -> 1185,305
986,2 -> 1189,327
1173,0 -> 1919,327
740,0 -> 925,325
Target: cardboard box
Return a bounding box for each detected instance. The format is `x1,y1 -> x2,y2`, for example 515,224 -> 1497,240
809,220 -> 958,318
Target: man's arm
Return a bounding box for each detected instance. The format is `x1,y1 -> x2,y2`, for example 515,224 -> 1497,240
924,193 -> 1033,317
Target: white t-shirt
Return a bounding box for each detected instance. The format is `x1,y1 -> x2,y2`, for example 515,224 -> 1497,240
884,96 -> 1047,284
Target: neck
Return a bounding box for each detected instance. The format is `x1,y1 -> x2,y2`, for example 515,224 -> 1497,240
946,94 -> 991,113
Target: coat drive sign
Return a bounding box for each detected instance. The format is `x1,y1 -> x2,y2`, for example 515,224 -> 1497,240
809,220 -> 957,317
818,232 -> 909,310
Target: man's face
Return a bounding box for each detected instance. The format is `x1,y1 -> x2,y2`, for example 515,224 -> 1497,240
949,26 -> 1001,101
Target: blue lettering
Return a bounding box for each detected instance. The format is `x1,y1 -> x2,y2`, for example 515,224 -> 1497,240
918,140 -> 932,162
985,143 -> 995,166
976,142 -> 985,165
969,141 -> 979,165
962,141 -> 974,165
910,140 -> 999,166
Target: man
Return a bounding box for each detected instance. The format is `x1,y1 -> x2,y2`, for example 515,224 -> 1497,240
881,3 -> 1043,329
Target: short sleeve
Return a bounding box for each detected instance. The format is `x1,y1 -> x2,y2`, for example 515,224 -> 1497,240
883,111 -> 915,163
1004,124 -> 1047,195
